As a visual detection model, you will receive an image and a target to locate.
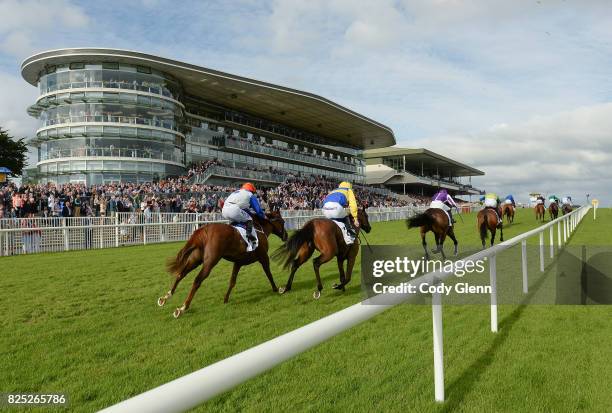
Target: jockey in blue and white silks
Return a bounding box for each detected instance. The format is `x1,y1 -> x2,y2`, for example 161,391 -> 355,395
430,189 -> 458,225
504,194 -> 516,207
222,182 -> 264,242
562,196 -> 573,206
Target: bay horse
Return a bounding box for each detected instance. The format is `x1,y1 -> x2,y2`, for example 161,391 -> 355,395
158,210 -> 288,318
477,207 -> 504,248
501,203 -> 515,224
549,202 -> 559,220
535,203 -> 545,222
272,208 -> 371,299
406,208 -> 458,260
562,204 -> 573,215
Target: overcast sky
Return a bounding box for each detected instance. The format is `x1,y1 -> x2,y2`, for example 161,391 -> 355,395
1,0 -> 611,204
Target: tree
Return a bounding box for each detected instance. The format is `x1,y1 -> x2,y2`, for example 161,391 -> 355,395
0,128 -> 28,176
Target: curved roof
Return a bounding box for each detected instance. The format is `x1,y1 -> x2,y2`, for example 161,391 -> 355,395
21,48 -> 395,149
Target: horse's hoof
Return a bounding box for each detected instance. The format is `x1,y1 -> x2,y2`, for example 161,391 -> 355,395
157,297 -> 166,307
278,286 -> 286,295
173,308 -> 184,318
313,290 -> 321,300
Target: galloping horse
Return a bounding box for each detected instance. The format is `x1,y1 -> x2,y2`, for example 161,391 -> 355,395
549,202 -> 559,220
501,203 -> 515,224
477,208 -> 504,248
158,210 -> 287,318
562,204 -> 573,215
406,208 -> 458,260
535,203 -> 545,222
272,208 -> 371,299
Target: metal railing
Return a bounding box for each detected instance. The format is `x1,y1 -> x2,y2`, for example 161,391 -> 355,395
40,146 -> 183,163
41,115 -> 179,131
98,205 -> 591,412
0,206 -> 426,257
193,165 -> 287,184
40,81 -> 175,99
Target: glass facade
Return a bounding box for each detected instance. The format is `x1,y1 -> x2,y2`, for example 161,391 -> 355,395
27,57 -> 367,185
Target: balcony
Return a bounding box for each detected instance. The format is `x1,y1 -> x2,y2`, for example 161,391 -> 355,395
41,115 -> 179,132
40,147 -> 183,164
40,81 -> 175,99
221,137 -> 358,173
194,165 -> 285,184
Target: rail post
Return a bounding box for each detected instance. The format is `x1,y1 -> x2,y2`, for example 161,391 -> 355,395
63,219 -> 69,251
557,221 -> 562,248
563,218 -> 567,243
521,239 -> 528,293
549,226 -> 554,258
489,254 -> 498,333
539,232 -> 544,272
143,224 -> 147,246
431,290 -> 444,402
115,215 -> 119,248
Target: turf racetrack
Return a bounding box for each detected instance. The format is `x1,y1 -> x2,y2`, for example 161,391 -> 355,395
1,208 -> 610,412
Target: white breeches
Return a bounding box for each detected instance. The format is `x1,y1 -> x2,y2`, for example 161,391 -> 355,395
484,198 -> 498,208
222,203 -> 251,223
322,202 -> 347,219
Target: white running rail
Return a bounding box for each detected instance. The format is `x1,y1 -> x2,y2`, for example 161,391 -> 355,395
99,205 -> 590,412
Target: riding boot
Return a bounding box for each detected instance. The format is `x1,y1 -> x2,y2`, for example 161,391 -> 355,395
245,220 -> 256,243
343,216 -> 356,238
449,210 -> 455,224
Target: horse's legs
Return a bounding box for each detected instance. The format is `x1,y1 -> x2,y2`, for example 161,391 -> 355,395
420,228 -> 430,260
490,227 -> 496,247
312,248 -> 335,299
174,255 -> 220,318
499,224 -> 504,242
447,227 -> 459,256
335,242 -> 359,290
158,256 -> 201,307
332,256 -> 347,291
223,263 -> 241,304
258,253 -> 278,292
281,244 -> 314,293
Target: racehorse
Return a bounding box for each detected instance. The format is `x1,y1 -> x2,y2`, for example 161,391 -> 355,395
549,202 -> 559,220
158,210 -> 288,318
535,203 -> 545,222
406,208 -> 458,260
501,203 -> 515,224
272,208 -> 371,299
477,207 -> 504,248
562,204 -> 573,215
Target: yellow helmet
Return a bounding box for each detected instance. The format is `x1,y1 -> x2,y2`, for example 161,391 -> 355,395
338,181 -> 352,189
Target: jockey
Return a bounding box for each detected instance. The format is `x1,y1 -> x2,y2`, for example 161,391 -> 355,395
484,192 -> 502,224
430,188 -> 458,225
548,194 -> 560,204
322,181 -> 359,237
504,194 -> 516,207
222,182 -> 265,243
562,196 -> 572,206
536,195 -> 546,207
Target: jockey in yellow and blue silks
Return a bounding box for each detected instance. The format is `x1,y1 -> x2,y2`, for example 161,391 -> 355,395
322,181 -> 359,236
504,194 -> 516,207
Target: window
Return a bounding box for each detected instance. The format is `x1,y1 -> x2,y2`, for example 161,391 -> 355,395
102,62 -> 119,70
69,63 -> 85,70
136,66 -> 151,74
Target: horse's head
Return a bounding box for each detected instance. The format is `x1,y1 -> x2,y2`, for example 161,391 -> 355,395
357,207 -> 371,233
266,209 -> 288,241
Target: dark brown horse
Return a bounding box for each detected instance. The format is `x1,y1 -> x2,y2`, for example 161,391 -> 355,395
501,203 -> 515,224
158,211 -> 288,318
478,207 -> 504,248
272,208 -> 371,299
549,202 -> 559,220
535,203 -> 545,222
562,204 -> 573,215
406,208 -> 458,260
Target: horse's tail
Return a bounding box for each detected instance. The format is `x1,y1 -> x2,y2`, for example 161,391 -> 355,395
272,221 -> 314,269
166,229 -> 204,276
479,212 -> 489,240
406,212 -> 434,229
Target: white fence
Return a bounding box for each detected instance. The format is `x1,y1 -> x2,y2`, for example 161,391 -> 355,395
99,205 -> 591,412
0,206 -> 427,257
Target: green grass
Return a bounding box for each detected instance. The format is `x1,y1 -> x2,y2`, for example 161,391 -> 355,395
0,208 -> 610,412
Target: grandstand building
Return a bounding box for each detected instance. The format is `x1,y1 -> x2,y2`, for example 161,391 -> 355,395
364,147 -> 484,197
21,48 -> 395,186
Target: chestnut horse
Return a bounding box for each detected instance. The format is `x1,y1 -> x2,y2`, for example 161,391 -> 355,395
549,202 -> 559,220
477,207 -> 504,248
158,211 -> 288,318
562,204 -> 573,215
406,208 -> 459,260
535,203 -> 545,222
272,208 -> 371,299
502,203 -> 515,224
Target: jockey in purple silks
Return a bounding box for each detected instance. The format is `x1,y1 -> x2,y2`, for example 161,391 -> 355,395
430,189 -> 459,225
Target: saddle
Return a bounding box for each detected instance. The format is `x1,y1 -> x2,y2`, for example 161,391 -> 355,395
485,206 -> 502,227
230,222 -> 259,252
